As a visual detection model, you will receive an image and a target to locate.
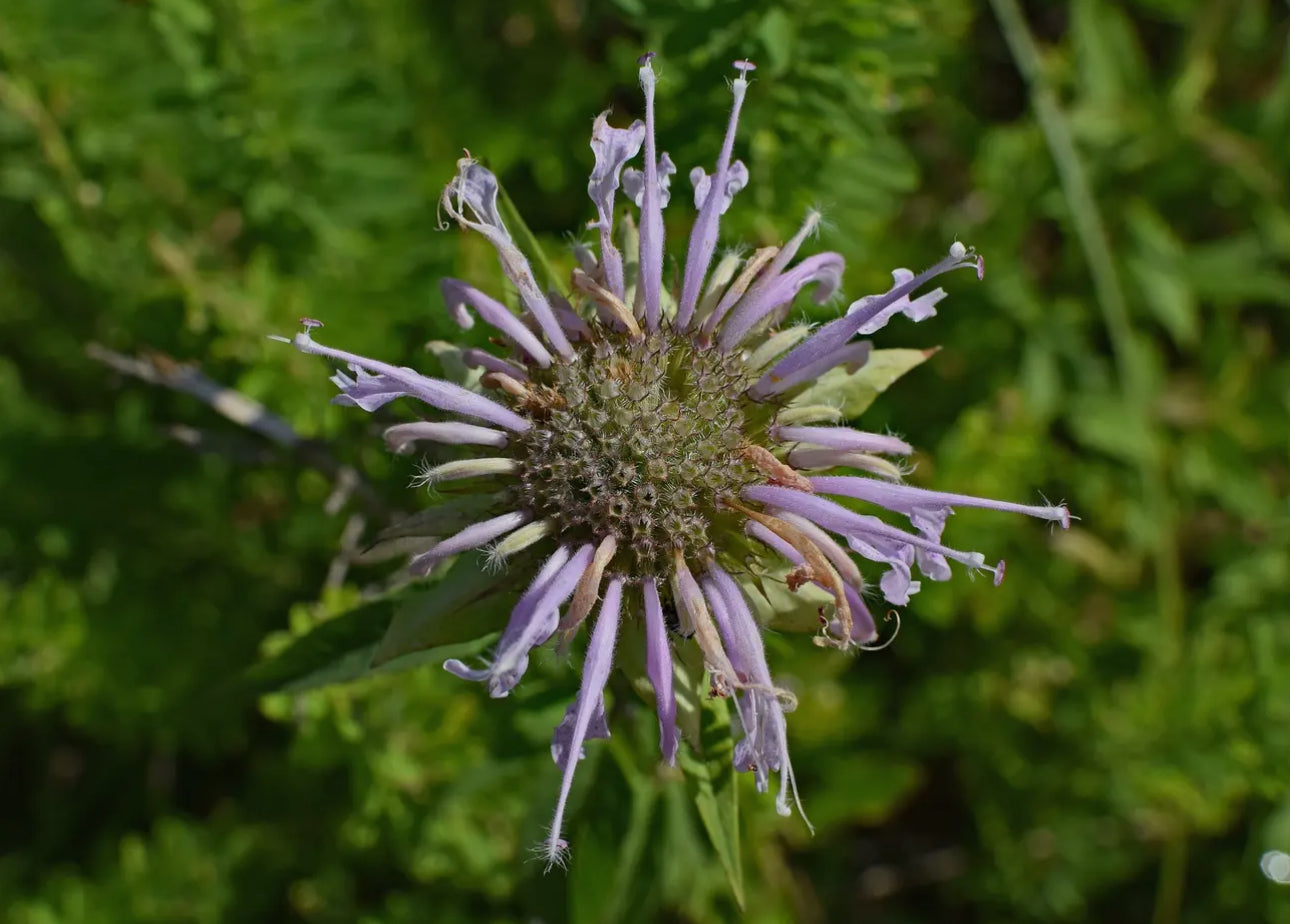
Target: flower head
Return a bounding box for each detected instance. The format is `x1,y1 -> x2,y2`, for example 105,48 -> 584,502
277,54 -> 1070,869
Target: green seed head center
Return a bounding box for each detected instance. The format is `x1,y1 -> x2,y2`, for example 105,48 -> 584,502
513,331 -> 761,577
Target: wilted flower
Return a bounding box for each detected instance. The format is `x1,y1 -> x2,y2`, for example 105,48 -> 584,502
276,54 -> 1070,869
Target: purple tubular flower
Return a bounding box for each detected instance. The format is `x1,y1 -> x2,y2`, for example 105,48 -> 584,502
548,291 -> 594,341
277,328 -> 530,431
441,544 -> 569,687
440,279 -> 554,367
634,54 -> 668,330
443,544 -> 593,697
461,349 -> 530,380
440,159 -> 573,359
284,54 -> 1070,867
745,484 -> 1006,602
714,252 -> 846,350
848,269 -> 946,334
409,511 -> 531,576
766,243 -> 981,385
774,426 -> 913,457
674,61 -> 755,331
588,113 -> 646,300
544,576 -> 623,870
383,421 -> 509,454
551,696 -> 610,769
753,340 -> 872,398
713,207 -> 846,350
810,475 -> 1072,528
810,476 -> 1068,588
703,565 -> 804,821
642,577 -> 679,765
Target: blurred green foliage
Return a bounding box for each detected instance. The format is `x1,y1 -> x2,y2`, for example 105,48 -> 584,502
2,0 -> 1289,921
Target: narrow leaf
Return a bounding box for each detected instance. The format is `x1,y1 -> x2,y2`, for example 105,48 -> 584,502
233,596 -> 395,697
371,554 -> 523,665
230,555 -> 521,698
679,687 -> 744,909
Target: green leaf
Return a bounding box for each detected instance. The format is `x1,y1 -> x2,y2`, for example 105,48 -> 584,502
803,753 -> 922,833
789,347 -> 938,419
569,733 -> 660,924
678,683 -> 743,909
233,595 -> 396,697
283,635 -> 499,694
232,556 -> 521,697
368,492 -> 506,545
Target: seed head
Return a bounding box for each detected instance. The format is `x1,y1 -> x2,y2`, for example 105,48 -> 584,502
276,54 -> 1071,869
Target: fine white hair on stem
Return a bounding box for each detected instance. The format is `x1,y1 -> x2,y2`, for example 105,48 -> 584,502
528,829 -> 571,873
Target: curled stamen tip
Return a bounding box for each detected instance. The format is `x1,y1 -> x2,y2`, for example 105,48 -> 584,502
299,317 -> 324,331
637,51 -> 656,66
994,560 -> 1007,586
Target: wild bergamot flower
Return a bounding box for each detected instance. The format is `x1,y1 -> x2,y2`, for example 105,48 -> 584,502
276,54 -> 1070,869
